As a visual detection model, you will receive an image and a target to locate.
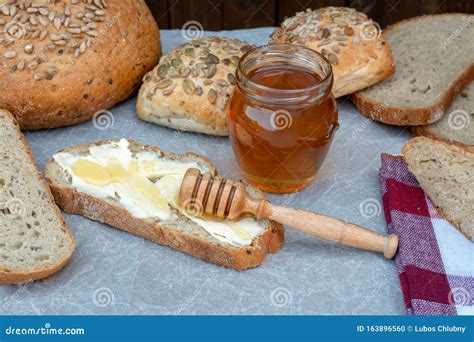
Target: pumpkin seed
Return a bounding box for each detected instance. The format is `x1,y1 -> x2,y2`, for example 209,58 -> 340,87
206,53 -> 219,64
207,89 -> 217,104
171,58 -> 183,68
195,86 -> 203,96
206,63 -> 217,78
184,47 -> 194,57
182,79 -> 195,95
227,73 -> 237,85
157,63 -> 170,78
156,79 -> 172,89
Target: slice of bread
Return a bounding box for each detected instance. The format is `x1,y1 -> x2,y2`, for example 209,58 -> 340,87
412,83 -> 473,145
0,110 -> 75,284
354,14 -> 474,126
44,140 -> 284,271
402,137 -> 474,241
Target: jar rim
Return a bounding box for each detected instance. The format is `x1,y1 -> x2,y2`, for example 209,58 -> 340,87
236,43 -> 333,100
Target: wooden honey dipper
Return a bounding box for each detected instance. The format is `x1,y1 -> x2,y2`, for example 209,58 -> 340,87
178,168 -> 399,259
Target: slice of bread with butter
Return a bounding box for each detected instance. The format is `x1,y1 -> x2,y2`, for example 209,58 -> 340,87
44,139 -> 284,270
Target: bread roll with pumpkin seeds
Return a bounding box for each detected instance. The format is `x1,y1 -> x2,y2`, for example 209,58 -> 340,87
269,7 -> 395,98
136,36 -> 254,136
0,0 -> 161,130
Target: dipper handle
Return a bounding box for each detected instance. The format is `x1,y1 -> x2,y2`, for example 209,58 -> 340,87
268,205 -> 398,259
179,168 -> 398,259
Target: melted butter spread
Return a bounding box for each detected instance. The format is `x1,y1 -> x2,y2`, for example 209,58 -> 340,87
53,139 -> 263,246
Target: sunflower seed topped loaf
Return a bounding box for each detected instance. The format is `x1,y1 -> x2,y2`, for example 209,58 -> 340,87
269,7 -> 395,98
0,0 -> 161,130
137,36 -> 255,136
412,83 -> 474,146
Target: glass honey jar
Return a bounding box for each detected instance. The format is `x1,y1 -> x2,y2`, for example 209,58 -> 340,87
227,44 -> 338,194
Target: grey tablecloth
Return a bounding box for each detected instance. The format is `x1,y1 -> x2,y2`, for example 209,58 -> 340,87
1,28 -> 408,315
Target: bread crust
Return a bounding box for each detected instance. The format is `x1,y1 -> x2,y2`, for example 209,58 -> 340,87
44,140 -> 285,270
410,83 -> 473,145
411,126 -> 474,150
353,14 -> 474,126
137,37 -> 254,136
0,0 -> 161,130
411,125 -> 456,144
269,7 -> 395,98
402,136 -> 474,240
0,110 -> 75,284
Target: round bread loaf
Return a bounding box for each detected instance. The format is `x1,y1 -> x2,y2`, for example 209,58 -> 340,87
137,36 -> 254,136
269,7 -> 394,98
0,0 -> 161,130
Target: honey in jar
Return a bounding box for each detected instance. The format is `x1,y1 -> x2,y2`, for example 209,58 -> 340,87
227,44 -> 338,194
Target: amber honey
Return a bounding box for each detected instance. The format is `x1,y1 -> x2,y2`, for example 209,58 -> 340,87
227,44 -> 338,194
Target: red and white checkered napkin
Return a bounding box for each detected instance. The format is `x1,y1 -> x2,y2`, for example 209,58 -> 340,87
379,154 -> 474,316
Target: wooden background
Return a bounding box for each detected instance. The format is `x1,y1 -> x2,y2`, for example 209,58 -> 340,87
145,0 -> 474,30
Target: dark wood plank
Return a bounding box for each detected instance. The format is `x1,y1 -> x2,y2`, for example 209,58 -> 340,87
278,0 -> 345,24
378,0 -> 419,27
444,0 -> 474,13
146,0 -> 473,30
346,0 -> 381,23
223,0 -> 276,29
419,0 -> 474,14
419,0 -> 446,14
146,0 -> 171,29
170,0 -> 223,31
